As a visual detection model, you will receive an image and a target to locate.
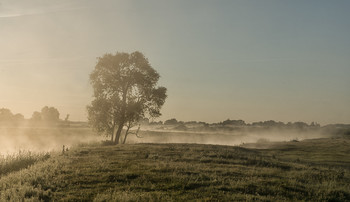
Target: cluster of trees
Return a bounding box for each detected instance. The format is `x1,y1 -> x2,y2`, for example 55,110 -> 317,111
221,119 -> 245,126
0,108 -> 24,124
250,120 -> 320,128
31,106 -> 60,122
0,106 -> 61,125
214,119 -> 320,128
148,118 -> 207,126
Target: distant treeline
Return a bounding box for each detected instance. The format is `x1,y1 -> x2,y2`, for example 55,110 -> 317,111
149,118 -> 321,128
148,118 -> 350,135
0,108 -> 25,125
0,107 -> 69,126
1,107 -> 349,135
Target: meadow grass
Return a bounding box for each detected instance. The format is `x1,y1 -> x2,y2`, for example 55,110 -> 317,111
0,136 -> 349,201
0,151 -> 50,177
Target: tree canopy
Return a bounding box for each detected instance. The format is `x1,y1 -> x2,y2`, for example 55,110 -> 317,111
41,106 -> 60,122
87,51 -> 167,144
0,108 -> 25,125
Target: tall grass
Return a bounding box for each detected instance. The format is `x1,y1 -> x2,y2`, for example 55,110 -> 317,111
0,151 -> 50,177
0,153 -> 67,201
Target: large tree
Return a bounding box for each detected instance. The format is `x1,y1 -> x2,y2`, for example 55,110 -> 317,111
87,51 -> 167,144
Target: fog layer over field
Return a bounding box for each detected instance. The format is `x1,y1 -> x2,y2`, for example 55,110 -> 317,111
127,127 -> 331,146
0,126 -> 101,155
0,123 -> 337,155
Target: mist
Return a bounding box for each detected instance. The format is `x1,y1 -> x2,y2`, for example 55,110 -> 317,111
0,123 -> 331,156
125,125 -> 332,147
1,115 -> 345,156
0,125 -> 101,155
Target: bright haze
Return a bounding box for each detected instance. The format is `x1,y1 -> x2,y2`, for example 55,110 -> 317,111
1,0 -> 349,125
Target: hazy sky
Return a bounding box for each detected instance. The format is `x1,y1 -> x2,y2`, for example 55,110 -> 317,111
1,0 -> 349,125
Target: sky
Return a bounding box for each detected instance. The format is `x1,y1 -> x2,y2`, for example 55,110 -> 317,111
0,0 -> 349,125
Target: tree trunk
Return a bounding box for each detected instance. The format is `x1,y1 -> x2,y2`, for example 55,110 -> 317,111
110,122 -> 116,142
110,132 -> 114,142
114,86 -> 128,144
114,122 -> 124,144
122,126 -> 130,144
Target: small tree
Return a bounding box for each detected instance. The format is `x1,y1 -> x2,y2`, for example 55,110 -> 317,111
87,51 -> 167,144
13,113 -> 24,122
164,118 -> 178,125
41,106 -> 60,122
0,108 -> 13,122
31,111 -> 41,122
0,108 -> 24,126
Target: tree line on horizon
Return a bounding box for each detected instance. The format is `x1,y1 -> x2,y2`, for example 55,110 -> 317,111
0,107 -> 322,129
0,106 -> 67,125
150,118 -> 322,129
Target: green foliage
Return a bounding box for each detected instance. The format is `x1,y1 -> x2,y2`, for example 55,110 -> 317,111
87,51 -> 167,144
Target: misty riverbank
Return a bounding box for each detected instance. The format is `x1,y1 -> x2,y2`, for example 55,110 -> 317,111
1,123 -> 348,155
0,127 -> 101,155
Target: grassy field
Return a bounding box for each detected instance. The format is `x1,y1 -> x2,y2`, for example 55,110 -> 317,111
0,151 -> 50,177
0,134 -> 349,201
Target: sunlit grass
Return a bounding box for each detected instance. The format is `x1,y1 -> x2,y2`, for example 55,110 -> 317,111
0,153 -> 68,201
1,137 -> 349,201
0,151 -> 50,177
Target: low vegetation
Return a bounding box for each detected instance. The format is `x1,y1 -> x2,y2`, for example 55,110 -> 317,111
0,151 -> 50,177
0,136 -> 349,201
